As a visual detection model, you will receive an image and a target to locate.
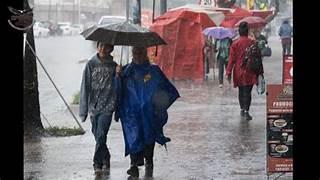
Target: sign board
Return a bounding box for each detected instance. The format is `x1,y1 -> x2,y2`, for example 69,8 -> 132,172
266,84 -> 293,173
283,55 -> 293,85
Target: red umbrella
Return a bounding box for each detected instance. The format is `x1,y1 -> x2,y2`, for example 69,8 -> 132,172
249,10 -> 273,20
220,7 -> 252,28
235,16 -> 267,29
220,18 -> 239,28
223,7 -> 252,21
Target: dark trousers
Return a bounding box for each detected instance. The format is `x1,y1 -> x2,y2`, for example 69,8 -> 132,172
130,143 -> 155,166
281,38 -> 291,56
218,58 -> 227,84
90,113 -> 112,166
238,85 -> 253,111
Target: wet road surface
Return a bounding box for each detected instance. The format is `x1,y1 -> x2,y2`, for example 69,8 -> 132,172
24,36 -> 293,179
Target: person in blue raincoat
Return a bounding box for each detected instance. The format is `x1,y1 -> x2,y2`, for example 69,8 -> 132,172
118,46 -> 180,177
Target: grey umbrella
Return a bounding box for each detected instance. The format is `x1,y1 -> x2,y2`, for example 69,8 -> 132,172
81,21 -> 166,47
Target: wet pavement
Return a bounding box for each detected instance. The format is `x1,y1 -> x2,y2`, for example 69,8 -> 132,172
24,35 -> 293,179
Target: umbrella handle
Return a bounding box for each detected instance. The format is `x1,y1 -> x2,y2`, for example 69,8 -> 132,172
155,46 -> 158,56
120,46 -> 123,65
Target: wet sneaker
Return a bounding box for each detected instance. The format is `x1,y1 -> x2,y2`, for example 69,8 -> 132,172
127,165 -> 139,177
240,109 -> 245,117
145,159 -> 153,169
93,164 -> 102,174
145,166 -> 153,177
102,158 -> 110,170
137,157 -> 144,166
244,111 -> 252,121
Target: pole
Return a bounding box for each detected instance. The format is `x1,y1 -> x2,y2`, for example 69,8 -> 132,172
48,0 -> 52,20
132,0 -> 141,25
73,0 -> 75,24
126,0 -> 129,21
25,40 -> 85,132
56,3 -> 58,24
78,0 -> 80,24
120,46 -> 123,65
137,0 -> 141,25
160,0 -> 167,15
152,0 -> 155,23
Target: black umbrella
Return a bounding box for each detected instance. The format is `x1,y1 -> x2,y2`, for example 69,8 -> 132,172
81,21 -> 166,47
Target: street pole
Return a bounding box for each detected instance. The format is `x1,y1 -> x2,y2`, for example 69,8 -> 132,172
126,0 -> 129,65
78,0 -> 80,24
56,3 -> 58,24
133,0 -> 141,25
126,0 -> 129,21
48,0 -> 52,21
152,0 -> 155,23
73,0 -> 75,24
160,0 -> 167,15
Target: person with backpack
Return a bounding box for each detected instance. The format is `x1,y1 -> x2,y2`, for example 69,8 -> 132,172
226,22 -> 264,121
215,37 -> 232,88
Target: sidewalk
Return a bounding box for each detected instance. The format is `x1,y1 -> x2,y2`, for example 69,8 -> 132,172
24,35 -> 293,180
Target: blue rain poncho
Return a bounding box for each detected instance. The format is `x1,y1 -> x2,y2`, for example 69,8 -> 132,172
118,61 -> 180,156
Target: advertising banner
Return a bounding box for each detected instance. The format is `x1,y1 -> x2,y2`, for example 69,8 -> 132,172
266,84 -> 293,173
283,55 -> 293,85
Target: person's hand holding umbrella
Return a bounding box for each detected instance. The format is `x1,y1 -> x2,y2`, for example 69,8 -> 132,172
116,64 -> 122,77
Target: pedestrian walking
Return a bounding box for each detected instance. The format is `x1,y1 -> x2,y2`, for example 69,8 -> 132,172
118,46 -> 180,178
215,37 -> 232,88
226,22 -> 264,121
79,41 -> 121,174
278,19 -> 293,56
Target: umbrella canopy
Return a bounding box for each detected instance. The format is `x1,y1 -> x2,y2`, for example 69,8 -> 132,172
224,7 -> 252,21
203,26 -> 236,39
156,9 -> 216,27
81,21 -> 167,47
169,4 -> 225,26
149,9 -> 215,81
220,7 -> 252,28
249,9 -> 273,20
235,16 -> 267,29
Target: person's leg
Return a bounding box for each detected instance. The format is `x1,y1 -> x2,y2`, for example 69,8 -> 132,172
91,113 -> 112,171
127,152 -> 143,177
242,85 -> 253,120
144,143 -> 155,177
100,113 -> 112,169
218,58 -> 224,86
224,61 -> 228,70
281,40 -> 286,56
287,39 -> 292,55
238,86 -> 245,116
144,143 -> 155,167
206,56 -> 210,74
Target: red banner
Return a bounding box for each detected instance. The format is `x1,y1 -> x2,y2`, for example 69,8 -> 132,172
283,55 -> 293,85
266,85 -> 293,173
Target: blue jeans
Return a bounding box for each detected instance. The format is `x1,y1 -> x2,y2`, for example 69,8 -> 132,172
281,38 -> 291,56
90,113 -> 112,166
